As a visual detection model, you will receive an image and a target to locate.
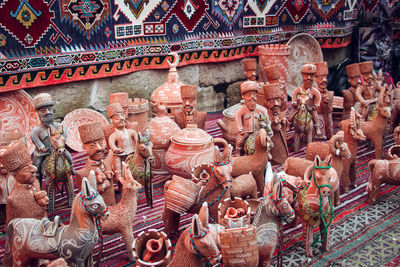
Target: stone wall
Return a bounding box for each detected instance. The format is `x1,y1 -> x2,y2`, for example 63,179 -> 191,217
24,46 -> 350,120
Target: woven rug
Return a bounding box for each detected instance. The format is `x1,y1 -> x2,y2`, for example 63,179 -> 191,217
0,111 -> 399,266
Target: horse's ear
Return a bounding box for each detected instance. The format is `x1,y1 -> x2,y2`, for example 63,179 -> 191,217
192,214 -> 202,237
314,155 -> 322,167
81,177 -> 90,197
272,173 -> 282,201
213,146 -> 222,163
138,132 -> 143,141
88,170 -> 97,189
145,129 -> 150,140
325,155 -> 333,167
198,202 -> 209,228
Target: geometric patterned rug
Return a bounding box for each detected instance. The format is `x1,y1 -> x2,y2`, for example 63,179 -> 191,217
0,111 -> 399,266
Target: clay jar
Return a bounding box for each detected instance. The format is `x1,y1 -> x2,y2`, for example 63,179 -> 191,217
217,197 -> 251,228
165,124 -> 226,178
128,98 -> 149,133
147,114 -> 180,174
133,229 -> 172,266
164,175 -> 201,214
217,102 -> 244,145
219,227 -> 259,267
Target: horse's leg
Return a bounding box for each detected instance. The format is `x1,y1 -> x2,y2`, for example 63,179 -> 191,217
162,204 -> 181,238
145,175 -> 153,208
306,130 -> 313,146
294,133 -> 300,153
66,174 -> 75,208
349,161 -> 357,188
47,179 -> 56,213
302,223 -> 313,257
320,221 -> 330,252
341,159 -> 351,193
334,188 -> 340,206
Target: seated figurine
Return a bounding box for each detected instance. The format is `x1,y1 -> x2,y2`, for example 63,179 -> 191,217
0,141 -> 48,231
107,103 -> 138,182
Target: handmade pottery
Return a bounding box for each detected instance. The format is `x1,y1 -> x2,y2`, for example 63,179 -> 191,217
367,145 -> 400,204
191,163 -> 213,186
286,33 -> 323,97
0,90 -> 40,154
128,98 -> 149,133
342,63 -> 362,120
217,197 -> 250,228
251,174 -> 295,267
133,230 -> 172,266
173,84 -> 207,130
163,145 -> 233,237
167,203 -> 222,267
101,162 -> 143,262
4,176 -> 110,266
219,227 -> 259,267
263,64 -> 288,111
165,124 -> 228,178
151,52 -> 183,118
147,104 -> 181,174
62,108 -> 108,152
217,101 -> 244,145
258,43 -> 290,84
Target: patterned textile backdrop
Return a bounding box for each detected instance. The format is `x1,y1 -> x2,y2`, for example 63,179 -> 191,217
0,0 -> 380,92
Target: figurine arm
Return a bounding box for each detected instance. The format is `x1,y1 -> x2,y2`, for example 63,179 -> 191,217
342,90 -> 354,108
130,130 -> 138,146
30,128 -> 48,152
235,108 -> 245,132
292,89 -> 299,107
355,86 -> 367,106
312,88 -> 321,108
109,133 -> 123,154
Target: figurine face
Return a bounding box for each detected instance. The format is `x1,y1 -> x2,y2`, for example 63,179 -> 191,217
348,75 -> 361,88
110,113 -> 126,129
37,105 -> 54,127
265,97 -> 282,113
301,73 -> 315,89
83,138 -> 106,161
13,163 -> 37,184
315,73 -> 328,90
182,96 -> 196,114
245,70 -> 257,81
362,72 -> 372,85
243,90 -> 257,111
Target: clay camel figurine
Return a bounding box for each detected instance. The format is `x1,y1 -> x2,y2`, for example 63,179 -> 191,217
168,203 -> 222,267
100,162 -> 142,262
231,128 -> 273,197
4,175 -> 110,267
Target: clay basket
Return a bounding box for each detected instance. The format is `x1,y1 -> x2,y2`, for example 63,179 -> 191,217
191,163 -> 213,185
133,229 -> 172,266
218,197 -> 250,228
219,226 -> 259,267
164,175 -> 201,214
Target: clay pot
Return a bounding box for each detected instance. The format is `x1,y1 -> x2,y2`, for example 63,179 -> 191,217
133,230 -> 172,266
258,44 -> 290,83
165,124 -> 226,178
150,53 -> 183,119
219,227 -> 259,267
218,197 -> 250,228
217,102 -> 243,145
190,163 -> 213,186
147,115 -> 180,174
128,98 -> 149,133
164,175 -> 201,214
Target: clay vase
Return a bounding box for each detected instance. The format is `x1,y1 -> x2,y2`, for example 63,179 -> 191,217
165,124 -> 226,178
164,175 -> 201,214
219,227 -> 259,267
128,98 -> 149,133
217,197 -> 250,228
150,52 -> 183,119
147,114 -> 180,174
133,230 -> 172,266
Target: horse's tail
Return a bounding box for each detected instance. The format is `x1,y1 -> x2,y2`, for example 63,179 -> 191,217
4,220 -> 15,266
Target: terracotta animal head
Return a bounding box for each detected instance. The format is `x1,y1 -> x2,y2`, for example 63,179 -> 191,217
49,125 -> 66,155
349,107 -> 366,141
138,130 -> 154,161
329,131 -> 351,159
187,203 -> 222,265
305,155 -> 337,198
213,145 -> 233,190
269,173 -> 295,223
377,83 -> 392,119
298,95 -> 310,112
258,128 -> 273,151
82,172 -> 110,221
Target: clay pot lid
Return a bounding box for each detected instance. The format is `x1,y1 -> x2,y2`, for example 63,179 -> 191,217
171,124 -> 212,145
0,90 -> 40,154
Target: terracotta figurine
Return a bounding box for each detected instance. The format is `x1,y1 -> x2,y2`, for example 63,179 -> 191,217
4,176 -> 110,266
394,125 -> 400,145
101,162 -> 142,262
367,145 -> 400,204
315,62 -> 334,139
107,103 -> 138,183
0,163 -> 15,225
289,63 -> 323,142
109,92 -> 138,129
251,173 -> 295,267
173,85 -> 207,130
0,141 -> 48,231
243,58 -> 258,81
30,93 -> 75,186
77,121 -> 116,206
264,64 -> 288,111
235,80 -> 272,156
263,83 -> 289,164
342,63 -> 362,120
355,60 -> 380,120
